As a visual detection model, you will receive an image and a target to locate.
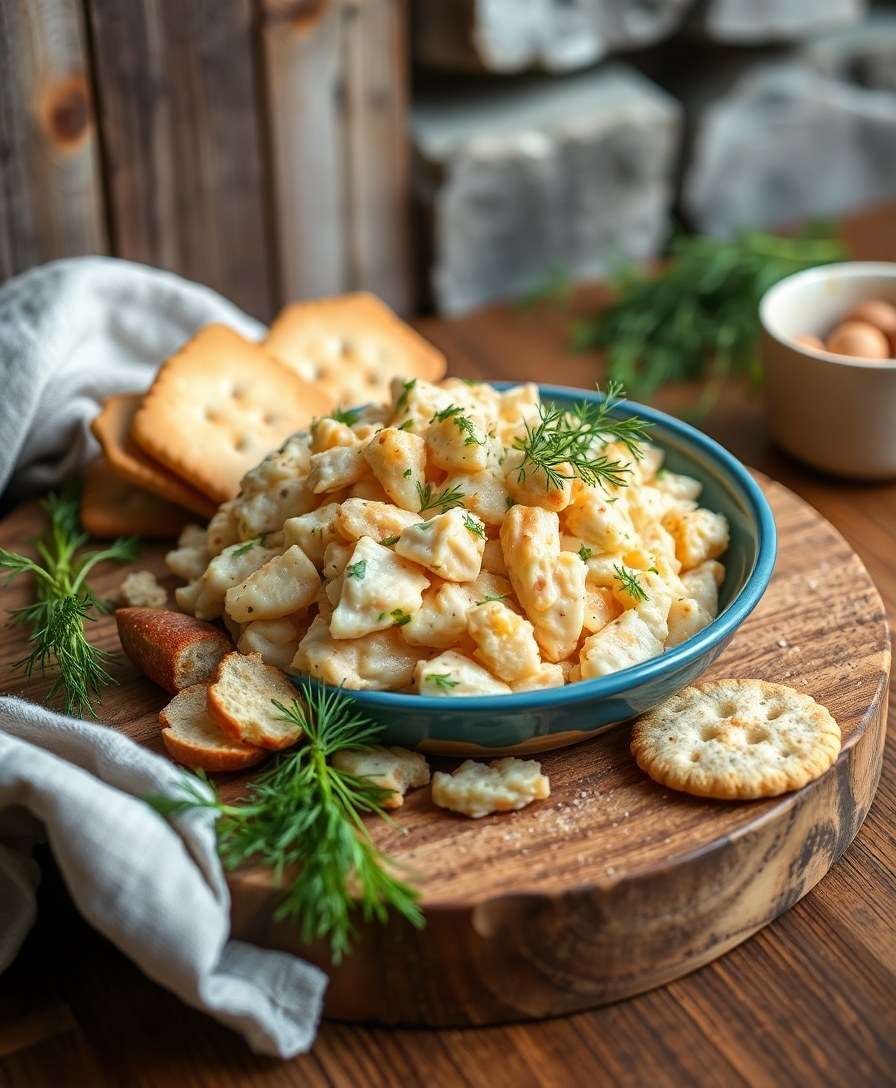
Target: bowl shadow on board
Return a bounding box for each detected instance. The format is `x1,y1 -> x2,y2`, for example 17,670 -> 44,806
291,383 -> 777,757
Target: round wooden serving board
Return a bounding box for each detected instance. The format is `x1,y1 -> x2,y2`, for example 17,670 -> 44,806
0,474 -> 888,1027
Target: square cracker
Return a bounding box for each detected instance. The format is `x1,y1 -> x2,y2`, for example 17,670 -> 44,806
264,292 -> 446,408
91,393 -> 217,518
81,457 -> 192,539
131,324 -> 331,503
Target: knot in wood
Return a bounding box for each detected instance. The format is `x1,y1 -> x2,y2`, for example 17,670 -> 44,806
40,76 -> 90,149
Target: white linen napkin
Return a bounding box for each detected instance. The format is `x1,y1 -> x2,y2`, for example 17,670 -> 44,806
0,256 -> 264,499
0,258 -> 327,1057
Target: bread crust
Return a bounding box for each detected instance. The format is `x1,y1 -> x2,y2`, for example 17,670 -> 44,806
207,652 -> 302,750
159,684 -> 266,772
116,607 -> 232,693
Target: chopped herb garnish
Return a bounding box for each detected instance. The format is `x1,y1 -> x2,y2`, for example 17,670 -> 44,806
402,468 -> 413,478
432,405 -> 463,422
396,378 -> 416,412
426,673 -> 460,690
431,404 -> 485,447
416,481 -> 465,515
463,513 -> 486,539
232,537 -> 263,557
613,564 -> 648,602
578,545 -> 593,562
380,534 -> 399,546
346,559 -> 367,579
475,593 -> 509,606
397,419 -> 415,432
328,406 -> 365,426
378,608 -> 412,627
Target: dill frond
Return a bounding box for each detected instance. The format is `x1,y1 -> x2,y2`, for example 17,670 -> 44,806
146,684 -> 423,962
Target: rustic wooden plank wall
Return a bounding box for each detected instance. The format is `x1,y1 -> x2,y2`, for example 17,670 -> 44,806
260,0 -> 411,314
0,0 -> 412,318
85,0 -> 275,319
0,0 -> 107,282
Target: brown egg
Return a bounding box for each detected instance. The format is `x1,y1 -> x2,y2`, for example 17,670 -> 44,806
825,321 -> 891,360
843,299 -> 896,355
793,334 -> 825,351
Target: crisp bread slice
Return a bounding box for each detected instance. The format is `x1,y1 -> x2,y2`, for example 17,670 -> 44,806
264,292 -> 446,408
91,393 -> 217,518
131,324 -> 331,503
81,457 -> 192,539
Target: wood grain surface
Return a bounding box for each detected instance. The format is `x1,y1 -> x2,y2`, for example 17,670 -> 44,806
85,0 -> 274,318
260,0 -> 412,313
0,0 -> 107,280
0,469 -> 887,1029
0,205 -> 894,1085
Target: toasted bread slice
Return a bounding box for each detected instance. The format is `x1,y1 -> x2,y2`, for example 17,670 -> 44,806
116,608 -> 232,694
160,684 -> 266,772
207,652 -> 303,750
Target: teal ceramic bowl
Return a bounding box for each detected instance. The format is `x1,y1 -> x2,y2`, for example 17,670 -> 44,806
297,384 -> 776,756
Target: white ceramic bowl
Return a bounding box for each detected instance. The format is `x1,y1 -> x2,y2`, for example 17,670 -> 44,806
760,261 -> 896,479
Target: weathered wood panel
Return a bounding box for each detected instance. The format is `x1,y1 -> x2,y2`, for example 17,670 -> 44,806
0,0 -> 106,281
85,0 -> 274,318
261,0 -> 411,313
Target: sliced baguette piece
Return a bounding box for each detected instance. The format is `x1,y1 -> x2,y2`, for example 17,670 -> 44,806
116,608 -> 232,694
207,652 -> 303,750
160,684 -> 266,772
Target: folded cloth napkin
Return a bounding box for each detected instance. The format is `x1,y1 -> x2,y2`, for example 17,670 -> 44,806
0,259 -> 327,1057
0,256 -> 264,499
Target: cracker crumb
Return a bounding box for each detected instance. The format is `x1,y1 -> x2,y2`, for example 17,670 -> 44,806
331,746 -> 429,809
431,757 -> 550,819
119,570 -> 167,609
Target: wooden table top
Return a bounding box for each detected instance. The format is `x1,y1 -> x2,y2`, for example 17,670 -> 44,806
1,204 -> 894,1087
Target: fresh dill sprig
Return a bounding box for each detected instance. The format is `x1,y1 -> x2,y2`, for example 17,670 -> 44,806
0,489 -> 140,716
571,227 -> 845,402
513,381 -> 651,492
415,481 -> 465,515
147,684 -> 423,962
613,564 -> 648,603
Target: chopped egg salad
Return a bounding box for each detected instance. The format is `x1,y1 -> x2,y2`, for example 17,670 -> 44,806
168,378 -> 730,694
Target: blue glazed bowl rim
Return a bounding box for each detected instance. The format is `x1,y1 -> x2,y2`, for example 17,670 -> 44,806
299,383 -> 777,710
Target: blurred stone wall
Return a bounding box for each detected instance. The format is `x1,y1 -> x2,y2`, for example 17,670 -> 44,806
411,0 -> 896,314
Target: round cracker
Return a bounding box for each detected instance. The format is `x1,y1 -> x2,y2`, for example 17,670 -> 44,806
631,679 -> 842,800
